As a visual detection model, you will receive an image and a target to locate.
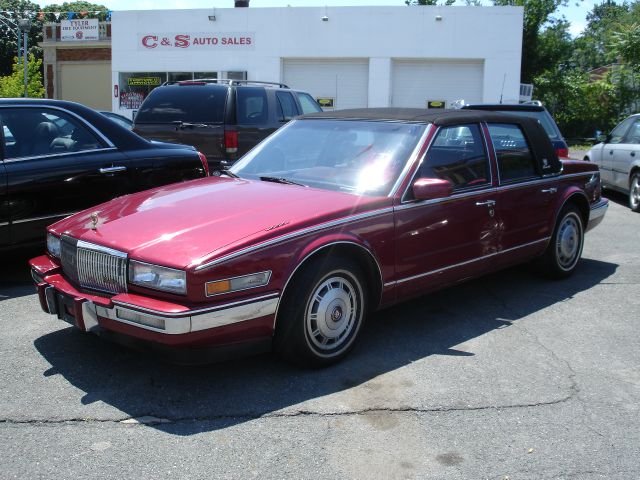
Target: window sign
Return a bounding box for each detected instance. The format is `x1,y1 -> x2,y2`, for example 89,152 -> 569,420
427,100 -> 446,109
316,98 -> 335,109
127,77 -> 162,87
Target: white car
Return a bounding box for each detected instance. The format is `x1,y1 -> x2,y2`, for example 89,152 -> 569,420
585,113 -> 640,211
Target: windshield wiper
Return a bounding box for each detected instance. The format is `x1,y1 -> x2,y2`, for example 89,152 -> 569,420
259,176 -> 306,187
214,169 -> 239,178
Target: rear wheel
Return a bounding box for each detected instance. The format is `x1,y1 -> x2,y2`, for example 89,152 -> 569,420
274,255 -> 367,367
629,172 -> 640,212
538,205 -> 584,279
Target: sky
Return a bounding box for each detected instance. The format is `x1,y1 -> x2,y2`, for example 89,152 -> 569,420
43,0 -> 599,37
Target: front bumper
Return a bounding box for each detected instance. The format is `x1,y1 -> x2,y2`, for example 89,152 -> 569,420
30,255 -> 277,350
586,198 -> 608,232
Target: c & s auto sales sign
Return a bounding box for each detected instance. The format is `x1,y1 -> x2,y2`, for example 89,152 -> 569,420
138,32 -> 255,50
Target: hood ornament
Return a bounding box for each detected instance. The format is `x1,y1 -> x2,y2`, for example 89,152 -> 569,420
90,211 -> 99,230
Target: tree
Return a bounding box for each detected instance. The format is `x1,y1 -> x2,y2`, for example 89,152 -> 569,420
492,0 -> 571,83
0,0 -> 44,77
0,53 -> 44,97
405,0 -> 456,5
42,2 -> 110,21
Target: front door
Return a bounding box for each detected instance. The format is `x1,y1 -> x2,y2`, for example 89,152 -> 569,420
601,115 -> 636,188
612,117 -> 640,190
1,106 -> 130,247
394,123 -> 499,300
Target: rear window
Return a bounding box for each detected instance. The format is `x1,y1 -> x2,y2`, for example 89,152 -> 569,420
492,110 -> 561,140
135,86 -> 227,124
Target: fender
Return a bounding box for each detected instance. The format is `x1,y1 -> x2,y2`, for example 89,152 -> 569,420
273,235 -> 384,330
543,186 -> 590,252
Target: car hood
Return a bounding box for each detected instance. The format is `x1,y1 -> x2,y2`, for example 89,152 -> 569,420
49,177 -> 390,270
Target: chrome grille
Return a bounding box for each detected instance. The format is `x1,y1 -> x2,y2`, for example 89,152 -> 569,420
60,236 -> 128,294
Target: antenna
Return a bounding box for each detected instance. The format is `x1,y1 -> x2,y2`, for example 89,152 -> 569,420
499,73 -> 506,104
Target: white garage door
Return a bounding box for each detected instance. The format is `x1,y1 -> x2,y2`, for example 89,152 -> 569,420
391,59 -> 484,109
283,59 -> 369,110
59,62 -> 111,111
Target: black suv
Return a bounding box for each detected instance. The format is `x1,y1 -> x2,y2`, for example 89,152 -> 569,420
133,80 -> 323,170
461,102 -> 570,159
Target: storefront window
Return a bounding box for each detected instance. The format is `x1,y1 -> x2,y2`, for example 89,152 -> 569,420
118,72 -> 167,110
194,72 -> 217,80
168,72 -> 193,83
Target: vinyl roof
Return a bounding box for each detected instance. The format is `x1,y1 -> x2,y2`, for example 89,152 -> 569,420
299,108 -> 537,126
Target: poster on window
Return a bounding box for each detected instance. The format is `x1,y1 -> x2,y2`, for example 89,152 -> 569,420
119,91 -> 145,110
61,19 -> 99,41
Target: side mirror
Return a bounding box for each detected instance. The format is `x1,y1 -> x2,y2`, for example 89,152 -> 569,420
412,178 -> 453,201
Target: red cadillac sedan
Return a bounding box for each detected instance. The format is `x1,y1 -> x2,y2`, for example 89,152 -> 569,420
30,109 -> 608,366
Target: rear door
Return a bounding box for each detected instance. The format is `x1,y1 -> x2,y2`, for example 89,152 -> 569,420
2,106 -> 130,246
489,122 -> 555,266
235,87 -> 279,157
0,138 -> 8,247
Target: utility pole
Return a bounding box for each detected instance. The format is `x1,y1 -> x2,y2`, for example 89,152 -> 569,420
18,18 -> 30,98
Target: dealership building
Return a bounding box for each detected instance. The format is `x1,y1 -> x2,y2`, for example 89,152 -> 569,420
43,4 -> 525,117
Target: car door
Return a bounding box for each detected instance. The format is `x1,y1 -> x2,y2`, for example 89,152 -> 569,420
600,116 -> 635,188
1,106 -> 130,247
0,151 -> 8,248
613,117 -> 640,191
488,122 -> 555,267
394,123 -> 499,300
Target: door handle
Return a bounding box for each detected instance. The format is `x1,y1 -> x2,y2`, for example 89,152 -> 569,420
475,200 -> 496,207
632,152 -> 636,157
99,166 -> 127,174
610,150 -> 614,155
541,187 -> 557,194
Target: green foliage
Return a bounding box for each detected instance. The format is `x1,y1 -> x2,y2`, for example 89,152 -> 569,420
405,0 -> 456,5
42,2 -> 110,21
0,53 -> 44,98
610,22 -> 640,67
0,0 -> 44,76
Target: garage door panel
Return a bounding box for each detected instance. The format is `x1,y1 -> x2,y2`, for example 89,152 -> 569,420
283,59 -> 368,110
391,59 -> 484,109
59,63 -> 111,111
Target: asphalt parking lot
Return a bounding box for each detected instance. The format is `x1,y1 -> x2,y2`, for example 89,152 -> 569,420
1,191 -> 638,480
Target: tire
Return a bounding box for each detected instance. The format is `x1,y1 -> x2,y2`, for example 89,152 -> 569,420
538,205 -> 584,279
274,255 -> 368,368
629,172 -> 640,212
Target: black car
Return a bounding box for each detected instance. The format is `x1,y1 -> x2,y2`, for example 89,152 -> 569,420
0,99 -> 208,250
132,79 -> 323,170
461,103 -> 570,159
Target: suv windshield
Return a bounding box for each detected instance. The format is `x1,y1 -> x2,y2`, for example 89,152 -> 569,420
231,119 -> 425,196
135,86 -> 227,124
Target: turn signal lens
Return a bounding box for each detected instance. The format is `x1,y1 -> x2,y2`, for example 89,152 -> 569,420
205,271 -> 271,297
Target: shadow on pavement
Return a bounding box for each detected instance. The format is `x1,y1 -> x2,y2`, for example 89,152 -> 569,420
0,246 -> 42,301
603,190 -> 631,209
33,257 -> 617,436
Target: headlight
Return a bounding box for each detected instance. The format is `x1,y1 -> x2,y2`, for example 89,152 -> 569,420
205,271 -> 271,297
129,261 -> 187,295
47,233 -> 61,258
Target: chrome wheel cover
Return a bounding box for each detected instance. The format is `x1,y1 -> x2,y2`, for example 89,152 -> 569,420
630,175 -> 640,210
556,213 -> 582,271
305,272 -> 361,354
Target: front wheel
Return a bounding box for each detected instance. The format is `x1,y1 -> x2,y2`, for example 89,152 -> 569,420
274,255 -> 367,367
629,172 -> 640,212
538,205 -> 584,279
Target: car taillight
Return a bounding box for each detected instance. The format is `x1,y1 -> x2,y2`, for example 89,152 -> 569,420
556,147 -> 569,159
224,129 -> 238,154
197,151 -> 210,176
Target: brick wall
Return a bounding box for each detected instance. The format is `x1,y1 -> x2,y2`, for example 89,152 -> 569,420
57,48 -> 111,61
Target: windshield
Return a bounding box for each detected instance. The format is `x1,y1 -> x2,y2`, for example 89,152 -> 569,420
230,119 -> 426,196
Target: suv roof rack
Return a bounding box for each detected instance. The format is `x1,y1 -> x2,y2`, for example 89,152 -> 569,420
163,79 -> 290,89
